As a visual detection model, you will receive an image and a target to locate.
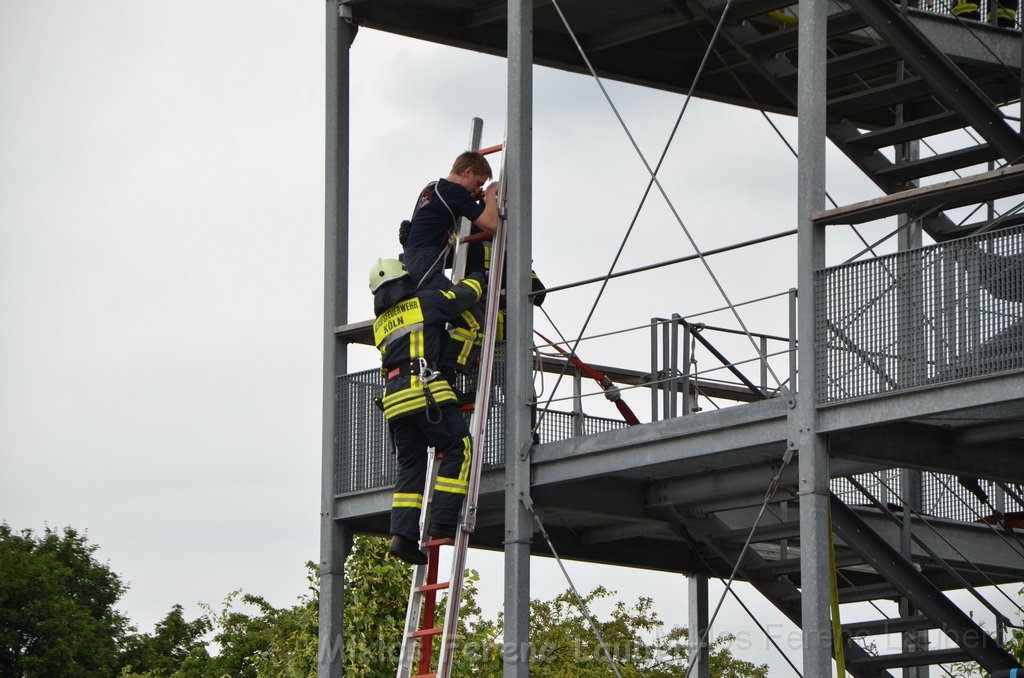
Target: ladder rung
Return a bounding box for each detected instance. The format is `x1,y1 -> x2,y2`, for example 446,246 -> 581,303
417,582 -> 450,593
424,536 -> 455,547
410,626 -> 443,638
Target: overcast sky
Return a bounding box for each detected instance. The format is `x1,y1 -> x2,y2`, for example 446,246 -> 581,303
0,1 -> 936,674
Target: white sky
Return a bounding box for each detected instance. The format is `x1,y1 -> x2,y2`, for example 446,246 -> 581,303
4,1 -> 984,675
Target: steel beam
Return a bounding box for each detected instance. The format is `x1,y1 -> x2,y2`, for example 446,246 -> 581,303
320,3 -> 355,676
531,398 -> 789,485
812,164 -> 1024,226
504,0 -> 533,675
647,457 -> 877,508
817,372 -> 1024,431
795,0 -> 832,669
830,424 -> 1024,483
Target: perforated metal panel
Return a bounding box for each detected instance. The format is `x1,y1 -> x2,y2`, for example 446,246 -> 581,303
817,225 -> 1024,404
831,470 -> 1023,522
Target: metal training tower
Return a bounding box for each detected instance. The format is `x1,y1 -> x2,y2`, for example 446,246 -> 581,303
322,0 -> 1024,676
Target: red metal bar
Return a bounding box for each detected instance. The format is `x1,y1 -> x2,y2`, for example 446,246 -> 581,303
416,582 -> 450,593
416,543 -> 443,674
534,330 -> 642,426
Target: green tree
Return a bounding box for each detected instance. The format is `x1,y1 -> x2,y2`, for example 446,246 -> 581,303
523,585 -> 769,677
0,523 -> 131,677
339,535 -> 498,677
162,538 -> 767,677
118,605 -> 212,676
0,525 -> 771,677
249,564 -> 319,678
944,591 -> 1024,676
340,534 -> 413,676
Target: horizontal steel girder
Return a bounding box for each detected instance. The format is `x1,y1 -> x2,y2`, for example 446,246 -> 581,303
829,421 -> 1024,484
817,371 -> 1024,432
530,398 -> 789,486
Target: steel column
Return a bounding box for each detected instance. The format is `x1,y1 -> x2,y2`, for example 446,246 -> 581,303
681,319 -> 692,417
670,314 -> 680,418
898,469 -> 928,678
320,2 -> 355,676
795,0 -> 832,671
896,139 -> 928,677
504,0 -> 534,675
687,575 -> 710,678
650,319 -> 660,422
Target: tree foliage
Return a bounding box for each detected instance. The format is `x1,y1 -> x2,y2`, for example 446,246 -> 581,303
340,535 -> 500,677
944,592 -> 1024,677
340,534 -> 412,676
118,604 -> 211,676
0,523 -> 131,678
523,585 -> 768,677
0,527 -> 772,677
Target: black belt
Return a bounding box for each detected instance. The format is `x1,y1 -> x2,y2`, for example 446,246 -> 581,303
384,360 -> 438,381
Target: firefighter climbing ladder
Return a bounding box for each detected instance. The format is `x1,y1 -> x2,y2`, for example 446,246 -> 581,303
395,123 -> 506,678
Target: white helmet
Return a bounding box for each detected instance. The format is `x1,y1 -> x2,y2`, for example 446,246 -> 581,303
368,258 -> 407,293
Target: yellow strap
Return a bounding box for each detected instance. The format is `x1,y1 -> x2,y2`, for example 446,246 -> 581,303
829,502 -> 847,678
392,492 -> 423,509
767,9 -> 799,25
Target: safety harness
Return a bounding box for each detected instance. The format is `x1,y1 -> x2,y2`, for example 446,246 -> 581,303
413,180 -> 460,290
375,295 -> 448,424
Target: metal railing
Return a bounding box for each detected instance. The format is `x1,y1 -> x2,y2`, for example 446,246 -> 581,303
334,357 -> 628,495
809,0 -> 1021,28
816,224 -> 1024,404
650,306 -> 797,420
336,359 -> 1021,525
906,0 -> 1021,27
336,366 -> 1021,529
832,469 -> 1024,522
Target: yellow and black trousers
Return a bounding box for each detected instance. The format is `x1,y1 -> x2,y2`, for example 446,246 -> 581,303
387,390 -> 472,541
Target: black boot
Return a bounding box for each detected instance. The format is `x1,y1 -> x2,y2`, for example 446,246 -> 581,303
429,522 -> 458,539
388,535 -> 427,565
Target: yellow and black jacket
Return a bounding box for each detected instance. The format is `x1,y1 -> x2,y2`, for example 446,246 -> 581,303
440,237 -> 546,374
374,272 -> 485,420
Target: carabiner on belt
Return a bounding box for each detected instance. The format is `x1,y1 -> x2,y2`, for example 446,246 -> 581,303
417,357 -> 438,384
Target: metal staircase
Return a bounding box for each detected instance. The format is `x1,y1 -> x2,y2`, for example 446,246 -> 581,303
691,0 -> 1024,240
677,481 -> 1024,676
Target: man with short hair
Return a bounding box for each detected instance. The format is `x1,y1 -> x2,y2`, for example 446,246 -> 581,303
403,151 -> 501,291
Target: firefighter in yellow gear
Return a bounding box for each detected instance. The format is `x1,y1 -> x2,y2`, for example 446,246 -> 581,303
952,0 -> 1017,27
369,258 -> 486,564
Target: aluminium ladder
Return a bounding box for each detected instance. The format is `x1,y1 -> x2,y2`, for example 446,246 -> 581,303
395,129 -> 507,678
